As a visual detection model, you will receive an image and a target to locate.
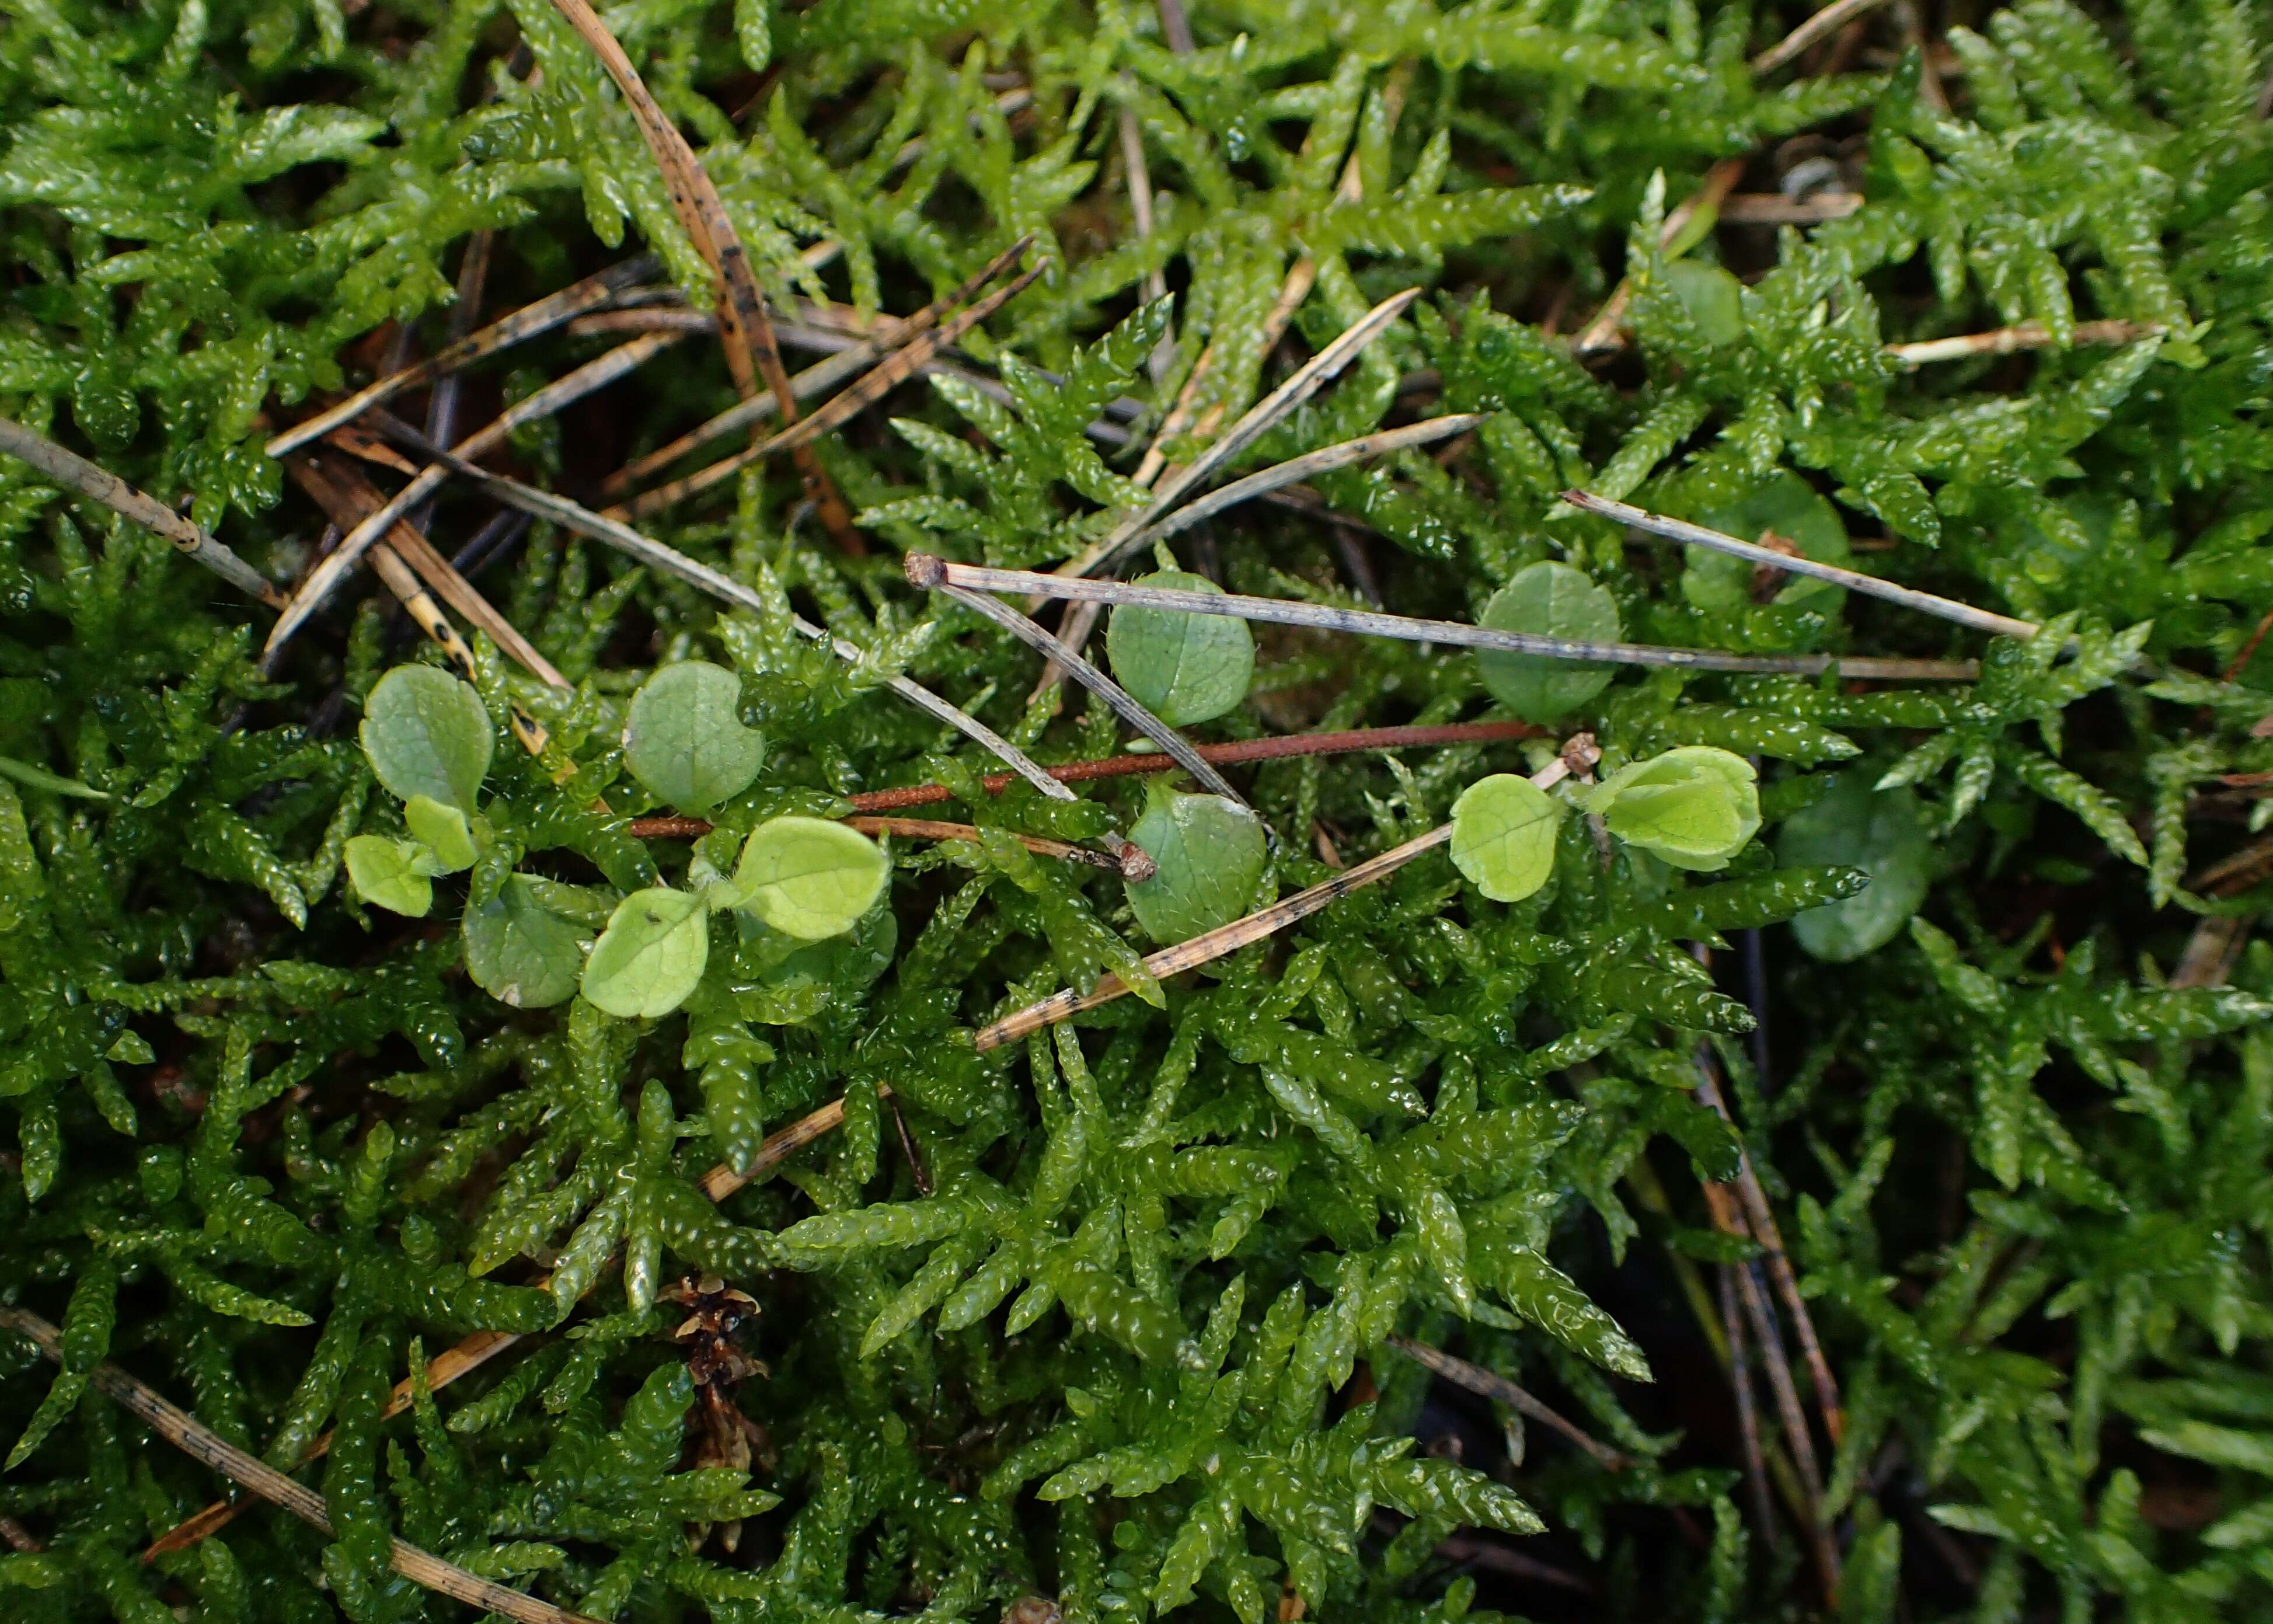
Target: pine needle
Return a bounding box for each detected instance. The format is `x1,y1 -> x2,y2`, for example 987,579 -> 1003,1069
0,1306 -> 605,1624
264,256 -> 660,458
0,417 -> 281,608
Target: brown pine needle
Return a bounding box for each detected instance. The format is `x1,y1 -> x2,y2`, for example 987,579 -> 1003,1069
285,455 -> 554,757
0,417 -> 282,608
602,235 -> 1035,498
974,744 -> 1588,1051
287,452 -> 569,689
616,257 -> 1047,523
0,1307 -> 604,1624
543,0 -> 853,545
1752,0 -> 1895,74
911,553 -> 1981,681
142,1095 -> 855,1563
1882,318 -> 2161,368
264,255 -> 659,458
1384,1335 -> 1631,1470
268,333 -> 682,658
1561,491 -> 2040,642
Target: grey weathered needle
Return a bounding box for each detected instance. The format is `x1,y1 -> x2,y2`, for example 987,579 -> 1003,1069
928,576 -> 1249,805
1114,415 -> 1486,557
1561,490 -> 2042,641
0,417 -> 281,608
1062,285 -> 1425,580
908,555 -> 1981,681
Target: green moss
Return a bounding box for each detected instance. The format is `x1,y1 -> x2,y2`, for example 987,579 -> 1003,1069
5,2 -> 2273,1621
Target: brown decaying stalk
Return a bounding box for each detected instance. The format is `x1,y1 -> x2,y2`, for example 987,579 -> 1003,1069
1688,1052 -> 1846,1448
602,235 -> 1034,498
1383,1334 -> 1630,1470
284,455 -> 552,758
0,416 -> 283,608
0,1308 -> 604,1624
142,1095 -> 855,1562
1750,0 -> 1895,74
1564,490 -> 2040,643
266,332 -> 684,657
1883,318 -> 2162,368
542,0 -> 855,546
1720,1262 -> 1779,1543
614,259 -> 1046,523
264,255 -> 660,459
974,743 -> 1589,1051
290,452 -> 569,689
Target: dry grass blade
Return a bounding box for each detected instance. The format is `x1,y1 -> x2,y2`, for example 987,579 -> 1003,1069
928,576 -> 1247,805
603,236 -> 1035,498
616,259 -> 1046,523
264,256 -> 658,457
975,748 -> 1583,1051
1574,159 -> 1746,354
291,454 -> 569,688
0,1307 -> 603,1624
914,554 -> 1981,680
0,417 -> 282,608
1562,490 -> 2041,641
1883,318 -> 2161,367
543,0 -> 852,545
1383,1335 -> 1631,1470
267,333 -> 682,657
1115,415 -> 1485,556
361,417 -> 1089,817
1752,0 -> 1895,73
1064,286 -> 1424,581
144,1096 -> 855,1562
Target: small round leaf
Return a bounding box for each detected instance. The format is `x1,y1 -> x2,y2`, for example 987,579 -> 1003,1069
622,661 -> 766,814
1777,771 -> 1933,961
733,817 -> 890,941
1125,785 -> 1267,943
360,665 -> 493,811
344,835 -> 433,917
1450,774 -> 1561,902
1107,570 -> 1254,727
403,795 -> 477,873
1588,747 -> 1760,872
583,887 -> 710,1018
1662,260 -> 1744,347
465,876 -> 590,1008
1475,562 -> 1620,722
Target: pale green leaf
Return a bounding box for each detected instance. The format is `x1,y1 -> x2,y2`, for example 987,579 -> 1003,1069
1450,773 -> 1561,902
583,887 -> 710,1018
733,816 -> 889,941
359,665 -> 493,811
622,661 -> 766,814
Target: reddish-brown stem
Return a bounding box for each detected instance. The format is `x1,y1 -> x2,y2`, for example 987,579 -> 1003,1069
623,722 -> 1541,834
